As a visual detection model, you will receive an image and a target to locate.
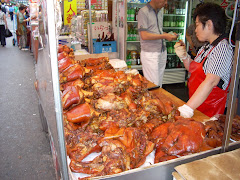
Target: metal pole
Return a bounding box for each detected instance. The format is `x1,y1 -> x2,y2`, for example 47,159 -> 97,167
117,0 -> 120,59
221,2 -> 240,153
47,0 -> 69,179
88,0 -> 93,54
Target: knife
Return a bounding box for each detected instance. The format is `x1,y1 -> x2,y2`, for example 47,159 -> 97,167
147,86 -> 160,91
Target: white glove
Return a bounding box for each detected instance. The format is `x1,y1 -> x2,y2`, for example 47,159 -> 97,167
178,104 -> 194,118
174,42 -> 188,61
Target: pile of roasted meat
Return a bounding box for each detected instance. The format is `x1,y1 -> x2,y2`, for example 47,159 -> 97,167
57,45 -> 240,179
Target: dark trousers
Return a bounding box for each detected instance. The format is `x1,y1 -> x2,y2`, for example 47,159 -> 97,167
0,25 -> 6,46
9,12 -> 13,21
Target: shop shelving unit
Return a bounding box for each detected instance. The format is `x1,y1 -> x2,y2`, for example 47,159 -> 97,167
162,0 -> 188,84
124,0 -> 188,84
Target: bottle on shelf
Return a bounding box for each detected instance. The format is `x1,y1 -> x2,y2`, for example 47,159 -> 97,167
109,33 -> 114,41
127,9 -> 130,21
180,17 -> 184,27
126,53 -> 132,66
175,17 -> 179,27
131,8 -> 135,21
167,56 -> 172,68
167,42 -> 173,54
132,29 -> 137,41
172,43 -> 176,54
103,35 -> 109,41
129,28 -> 133,41
171,56 -> 176,68
136,52 -> 141,65
127,29 -> 131,41
96,34 -> 101,42
168,16 -> 173,27
163,16 -> 168,27
176,1 -> 180,15
180,0 -> 185,15
135,7 -> 139,21
170,16 -> 176,27
101,32 -> 105,42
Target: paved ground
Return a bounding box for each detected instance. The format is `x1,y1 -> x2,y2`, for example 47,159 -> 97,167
0,17 -> 56,180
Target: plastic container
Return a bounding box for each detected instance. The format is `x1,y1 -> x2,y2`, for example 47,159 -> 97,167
93,39 -> 117,53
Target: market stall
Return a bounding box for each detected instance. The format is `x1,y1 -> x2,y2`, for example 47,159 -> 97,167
34,0 -> 240,179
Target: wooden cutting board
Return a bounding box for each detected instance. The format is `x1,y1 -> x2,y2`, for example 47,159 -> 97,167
147,82 -> 210,122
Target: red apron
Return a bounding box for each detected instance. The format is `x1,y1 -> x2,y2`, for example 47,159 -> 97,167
188,47 -> 229,117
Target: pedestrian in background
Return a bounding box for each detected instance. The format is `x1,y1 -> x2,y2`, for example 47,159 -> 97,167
138,0 -> 178,87
9,5 -> 14,21
0,5 -> 8,47
185,3 -> 205,59
13,4 -> 19,31
25,6 -> 30,26
186,23 -> 205,59
17,5 -> 29,50
1,3 -> 6,14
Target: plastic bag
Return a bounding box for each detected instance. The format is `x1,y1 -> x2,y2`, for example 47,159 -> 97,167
5,29 -> 13,38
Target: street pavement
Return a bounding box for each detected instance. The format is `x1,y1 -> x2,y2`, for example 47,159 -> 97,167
0,15 -> 56,180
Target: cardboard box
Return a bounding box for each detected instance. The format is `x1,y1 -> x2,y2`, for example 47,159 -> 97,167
74,52 -> 108,61
174,148 -> 240,180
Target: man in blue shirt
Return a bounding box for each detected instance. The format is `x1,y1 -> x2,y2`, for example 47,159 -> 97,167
9,5 -> 14,21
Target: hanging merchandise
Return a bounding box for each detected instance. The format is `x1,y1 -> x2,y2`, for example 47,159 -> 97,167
85,0 -> 108,10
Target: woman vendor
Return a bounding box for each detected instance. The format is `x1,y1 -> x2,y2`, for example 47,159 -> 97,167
174,3 -> 234,118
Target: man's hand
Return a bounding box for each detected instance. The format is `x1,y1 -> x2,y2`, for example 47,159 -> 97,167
165,33 -> 178,41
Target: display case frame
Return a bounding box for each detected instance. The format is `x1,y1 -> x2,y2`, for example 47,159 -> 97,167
35,0 -> 240,179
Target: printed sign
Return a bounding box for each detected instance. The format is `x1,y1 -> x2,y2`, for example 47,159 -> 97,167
89,22 -> 111,39
64,0 -> 77,26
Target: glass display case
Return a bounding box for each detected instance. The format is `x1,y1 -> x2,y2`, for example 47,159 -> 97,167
35,0 -> 240,179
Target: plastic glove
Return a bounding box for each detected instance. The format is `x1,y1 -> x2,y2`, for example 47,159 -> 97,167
174,42 -> 188,61
178,104 -> 194,118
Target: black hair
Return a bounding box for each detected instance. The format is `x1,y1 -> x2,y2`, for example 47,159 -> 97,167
19,4 -> 26,11
193,2 -> 227,35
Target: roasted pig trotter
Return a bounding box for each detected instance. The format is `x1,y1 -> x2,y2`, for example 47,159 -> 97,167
58,51 -> 68,61
60,79 -> 84,91
61,86 -> 84,110
66,103 -> 99,123
58,57 -> 73,73
60,64 -> 85,83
